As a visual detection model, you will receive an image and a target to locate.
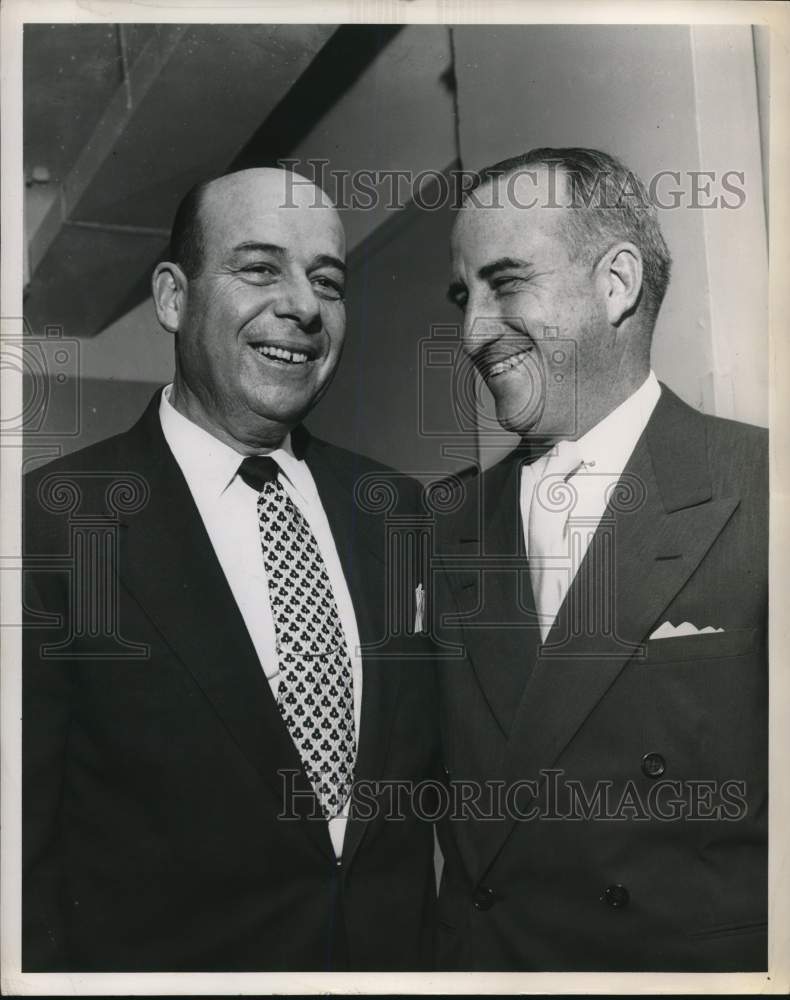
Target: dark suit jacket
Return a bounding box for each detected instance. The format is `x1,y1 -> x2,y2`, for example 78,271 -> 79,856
23,392 -> 438,972
433,385 -> 768,971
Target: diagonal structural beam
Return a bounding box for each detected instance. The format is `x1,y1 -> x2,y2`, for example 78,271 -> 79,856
25,24 -> 338,339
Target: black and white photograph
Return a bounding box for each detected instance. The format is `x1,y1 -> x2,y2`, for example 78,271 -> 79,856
1,0 -> 788,993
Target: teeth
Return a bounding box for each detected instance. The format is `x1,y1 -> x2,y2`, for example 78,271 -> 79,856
488,350 -> 531,377
255,345 -> 309,364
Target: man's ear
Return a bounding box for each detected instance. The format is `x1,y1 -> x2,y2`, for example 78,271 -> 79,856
597,242 -> 643,326
152,261 -> 188,334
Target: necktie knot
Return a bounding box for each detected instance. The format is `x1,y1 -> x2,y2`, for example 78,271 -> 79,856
238,455 -> 279,492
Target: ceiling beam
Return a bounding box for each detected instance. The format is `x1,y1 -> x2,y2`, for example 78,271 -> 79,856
24,24 -> 339,339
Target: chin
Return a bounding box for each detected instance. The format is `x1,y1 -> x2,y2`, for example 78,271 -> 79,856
494,397 -> 545,437
246,388 -> 312,421
497,414 -> 531,436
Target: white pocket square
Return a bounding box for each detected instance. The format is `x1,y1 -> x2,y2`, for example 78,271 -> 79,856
649,620 -> 724,640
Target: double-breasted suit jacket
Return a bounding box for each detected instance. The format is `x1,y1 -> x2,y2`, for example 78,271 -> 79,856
433,385 -> 767,971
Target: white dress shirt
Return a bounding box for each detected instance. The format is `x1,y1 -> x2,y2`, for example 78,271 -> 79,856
521,371 -> 661,641
159,386 -> 362,857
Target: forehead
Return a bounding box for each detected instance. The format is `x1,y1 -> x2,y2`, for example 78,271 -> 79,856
200,173 -> 345,260
451,170 -> 571,267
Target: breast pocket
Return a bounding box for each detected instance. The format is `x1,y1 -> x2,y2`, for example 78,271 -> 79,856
645,627 -> 759,664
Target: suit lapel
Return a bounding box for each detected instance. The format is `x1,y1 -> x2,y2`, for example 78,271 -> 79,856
469,387 -> 741,877
444,455 -> 542,737
300,440 -> 402,866
506,431 -> 738,779
117,401 -> 335,860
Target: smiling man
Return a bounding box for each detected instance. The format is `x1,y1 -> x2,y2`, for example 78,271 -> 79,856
434,148 -> 768,971
23,169 -> 438,972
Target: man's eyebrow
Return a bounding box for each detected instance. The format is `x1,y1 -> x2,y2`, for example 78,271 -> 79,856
478,257 -> 533,281
231,241 -> 286,256
310,254 -> 346,275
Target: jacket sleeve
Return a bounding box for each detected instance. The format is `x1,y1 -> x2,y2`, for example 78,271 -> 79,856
22,485 -> 73,971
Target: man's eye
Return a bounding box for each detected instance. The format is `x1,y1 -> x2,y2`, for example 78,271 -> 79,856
311,276 -> 345,301
448,288 -> 468,311
240,264 -> 278,280
492,276 -> 522,292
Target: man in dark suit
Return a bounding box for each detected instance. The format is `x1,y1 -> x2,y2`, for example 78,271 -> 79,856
434,148 -> 767,970
23,168 -> 438,972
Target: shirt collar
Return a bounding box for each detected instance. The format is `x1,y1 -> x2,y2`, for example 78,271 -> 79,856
574,370 -> 661,474
158,384 -> 309,502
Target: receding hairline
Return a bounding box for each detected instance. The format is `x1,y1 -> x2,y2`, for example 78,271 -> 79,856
464,160 -> 573,198
198,168 -> 338,218
168,168 -> 342,277
453,165 -> 582,254
462,160 -> 636,244
455,147 -> 672,319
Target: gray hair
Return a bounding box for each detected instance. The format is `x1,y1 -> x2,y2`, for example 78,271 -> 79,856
470,147 -> 672,320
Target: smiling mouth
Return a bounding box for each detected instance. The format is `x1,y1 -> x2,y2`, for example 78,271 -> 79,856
484,347 -> 535,379
251,344 -> 313,366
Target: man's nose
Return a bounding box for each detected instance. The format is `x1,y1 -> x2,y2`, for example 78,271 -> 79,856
273,274 -> 322,332
461,310 -> 505,358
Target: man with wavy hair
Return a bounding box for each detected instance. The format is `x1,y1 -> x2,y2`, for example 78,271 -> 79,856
435,148 -> 767,971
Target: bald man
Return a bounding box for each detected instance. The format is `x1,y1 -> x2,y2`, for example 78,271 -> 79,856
23,170 -> 438,972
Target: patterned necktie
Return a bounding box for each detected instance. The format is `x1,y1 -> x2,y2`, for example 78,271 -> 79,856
238,455 -> 356,819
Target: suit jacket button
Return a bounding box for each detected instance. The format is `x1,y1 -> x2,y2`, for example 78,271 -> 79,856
473,885 -> 497,911
603,884 -> 630,908
641,752 -> 666,778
